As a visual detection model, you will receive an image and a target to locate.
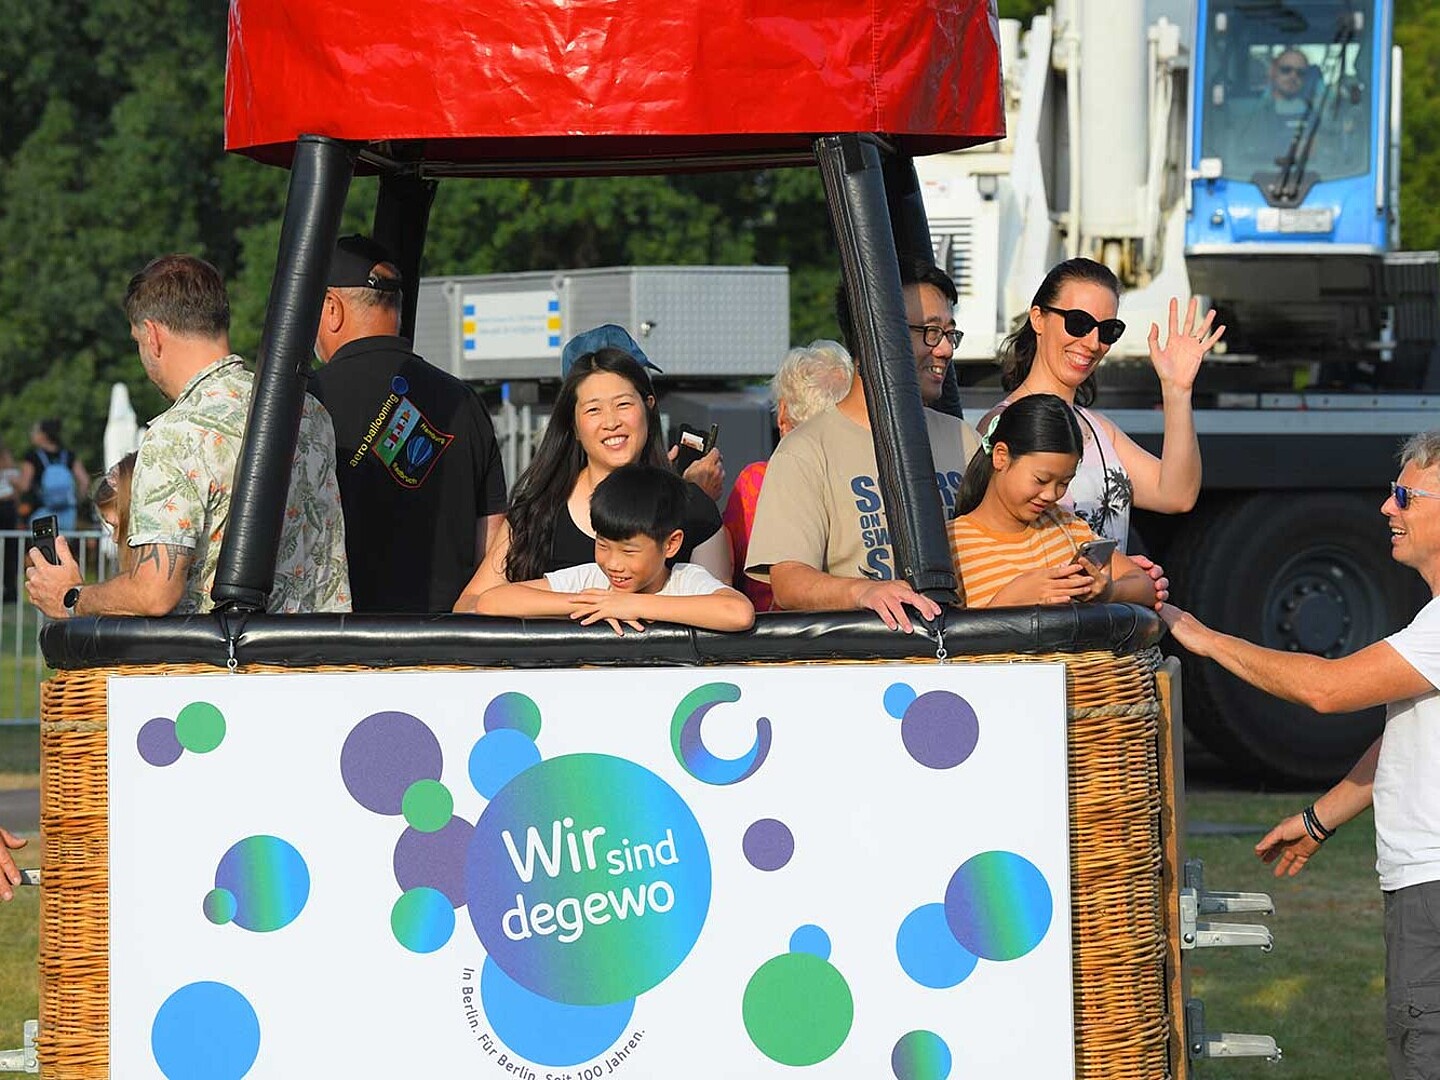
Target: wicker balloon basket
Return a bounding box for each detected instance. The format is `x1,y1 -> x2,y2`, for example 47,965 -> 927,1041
36,649 -> 1178,1078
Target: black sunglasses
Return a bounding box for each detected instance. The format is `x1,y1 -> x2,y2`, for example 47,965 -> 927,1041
1391,482 -> 1440,510
1039,306 -> 1126,346
1275,63 -> 1306,76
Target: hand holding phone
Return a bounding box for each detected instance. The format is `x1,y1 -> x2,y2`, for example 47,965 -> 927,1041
31,515 -> 60,566
671,422 -> 719,474
1075,537 -> 1117,568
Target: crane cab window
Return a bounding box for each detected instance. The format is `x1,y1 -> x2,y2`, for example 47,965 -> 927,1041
1199,1 -> 1374,186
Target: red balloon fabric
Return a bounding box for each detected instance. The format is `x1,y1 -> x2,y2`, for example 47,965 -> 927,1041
225,0 -> 1005,170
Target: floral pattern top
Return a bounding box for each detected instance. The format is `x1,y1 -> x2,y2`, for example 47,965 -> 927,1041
128,355 -> 351,613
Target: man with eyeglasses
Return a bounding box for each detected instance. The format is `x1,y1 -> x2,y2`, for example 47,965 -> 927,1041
1163,431 -> 1440,1078
310,235 -> 508,613
745,259 -> 980,631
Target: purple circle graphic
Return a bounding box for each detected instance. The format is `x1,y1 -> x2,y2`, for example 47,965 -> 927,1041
901,691 -> 979,770
340,711 -> 443,815
393,816 -> 475,906
137,717 -> 183,767
743,818 -> 794,871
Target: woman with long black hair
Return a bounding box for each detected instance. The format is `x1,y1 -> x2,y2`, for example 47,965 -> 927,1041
982,258 -> 1224,550
454,348 -> 728,610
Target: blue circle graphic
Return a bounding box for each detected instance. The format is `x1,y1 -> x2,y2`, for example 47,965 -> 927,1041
789,924 -> 831,960
883,682 -> 917,720
480,957 -> 635,1066
896,902 -> 978,988
151,981 -> 260,1080
469,729 -> 543,798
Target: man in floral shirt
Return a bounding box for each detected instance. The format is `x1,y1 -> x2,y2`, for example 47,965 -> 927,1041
26,254 -> 350,616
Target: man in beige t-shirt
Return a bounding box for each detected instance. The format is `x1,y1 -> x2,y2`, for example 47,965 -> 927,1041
746,265 -> 980,631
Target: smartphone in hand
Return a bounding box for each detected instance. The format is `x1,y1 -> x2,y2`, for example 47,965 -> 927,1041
1074,537 -> 1117,568
31,515 -> 60,566
671,422 -> 719,473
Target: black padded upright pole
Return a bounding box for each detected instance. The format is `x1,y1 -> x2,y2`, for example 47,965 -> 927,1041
212,134 -> 356,612
814,135 -> 959,605
883,153 -> 965,421
883,153 -> 934,262
372,174 -> 438,341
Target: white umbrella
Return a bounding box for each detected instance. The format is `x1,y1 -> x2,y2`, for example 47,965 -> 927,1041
102,383 -> 142,470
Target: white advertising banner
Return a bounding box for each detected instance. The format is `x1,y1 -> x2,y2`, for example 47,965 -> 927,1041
461,291 -> 562,361
109,665 -> 1073,1079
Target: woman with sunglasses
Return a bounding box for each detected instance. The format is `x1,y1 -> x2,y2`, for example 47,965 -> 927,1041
983,257 -> 1225,552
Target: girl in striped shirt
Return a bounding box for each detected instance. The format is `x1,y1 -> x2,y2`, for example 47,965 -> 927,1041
948,394 -> 1156,609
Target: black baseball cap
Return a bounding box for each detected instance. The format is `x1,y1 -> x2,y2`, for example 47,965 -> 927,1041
327,234 -> 403,293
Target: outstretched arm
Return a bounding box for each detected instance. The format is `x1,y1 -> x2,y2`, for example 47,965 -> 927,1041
1107,297 -> 1225,514
1161,604 -> 1432,713
1257,737 -> 1379,877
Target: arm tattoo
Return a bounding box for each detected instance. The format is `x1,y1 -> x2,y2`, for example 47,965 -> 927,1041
132,543 -> 189,580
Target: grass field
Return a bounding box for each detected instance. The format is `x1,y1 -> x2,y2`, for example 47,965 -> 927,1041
0,781 -> 1392,1074
1185,792 -> 1386,1078
0,599 -> 48,726
0,835 -> 39,1059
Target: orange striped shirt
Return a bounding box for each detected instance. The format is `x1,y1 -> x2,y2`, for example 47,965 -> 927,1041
948,509 -> 1097,608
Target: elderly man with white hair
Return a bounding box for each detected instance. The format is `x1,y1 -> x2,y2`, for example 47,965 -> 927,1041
1163,430 -> 1440,1078
722,340 -> 854,611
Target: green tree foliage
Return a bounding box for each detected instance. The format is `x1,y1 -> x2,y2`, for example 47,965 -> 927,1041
998,0 -> 1048,20
2,0 -> 1438,472
1396,0 -> 1440,251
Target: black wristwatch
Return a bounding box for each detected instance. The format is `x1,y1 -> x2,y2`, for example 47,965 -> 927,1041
62,586 -> 81,617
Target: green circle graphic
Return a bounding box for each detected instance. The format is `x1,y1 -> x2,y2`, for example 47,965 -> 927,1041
743,952 -> 854,1066
175,701 -> 226,753
402,779 -> 454,833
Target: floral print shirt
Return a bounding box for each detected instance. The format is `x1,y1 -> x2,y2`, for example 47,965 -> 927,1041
128,355 -> 351,613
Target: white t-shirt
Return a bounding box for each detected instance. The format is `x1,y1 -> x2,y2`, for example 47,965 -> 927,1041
1374,595 -> 1440,891
543,561 -> 728,597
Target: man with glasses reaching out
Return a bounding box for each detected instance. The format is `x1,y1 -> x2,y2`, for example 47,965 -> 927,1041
1162,432 -> 1440,1079
745,258 -> 980,631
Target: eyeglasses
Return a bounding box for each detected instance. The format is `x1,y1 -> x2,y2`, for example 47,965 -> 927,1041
908,324 -> 964,349
1275,64 -> 1306,76
1039,306 -> 1126,346
1391,482 -> 1440,510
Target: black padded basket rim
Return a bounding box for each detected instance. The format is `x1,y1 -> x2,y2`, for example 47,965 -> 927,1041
39,604 -> 1162,671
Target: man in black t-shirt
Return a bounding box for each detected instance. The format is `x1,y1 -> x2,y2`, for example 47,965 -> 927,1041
311,235 -> 508,612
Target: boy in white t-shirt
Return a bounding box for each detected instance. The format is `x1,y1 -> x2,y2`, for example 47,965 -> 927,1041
475,464 -> 754,635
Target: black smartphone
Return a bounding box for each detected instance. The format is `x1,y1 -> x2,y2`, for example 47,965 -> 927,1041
671,422 -> 719,473
1075,537 -> 1118,568
31,515 -> 60,566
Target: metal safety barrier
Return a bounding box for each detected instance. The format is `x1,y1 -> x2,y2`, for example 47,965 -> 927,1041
0,530 -> 117,724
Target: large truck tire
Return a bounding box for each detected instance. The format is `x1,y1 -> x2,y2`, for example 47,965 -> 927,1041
1165,491 -> 1425,784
